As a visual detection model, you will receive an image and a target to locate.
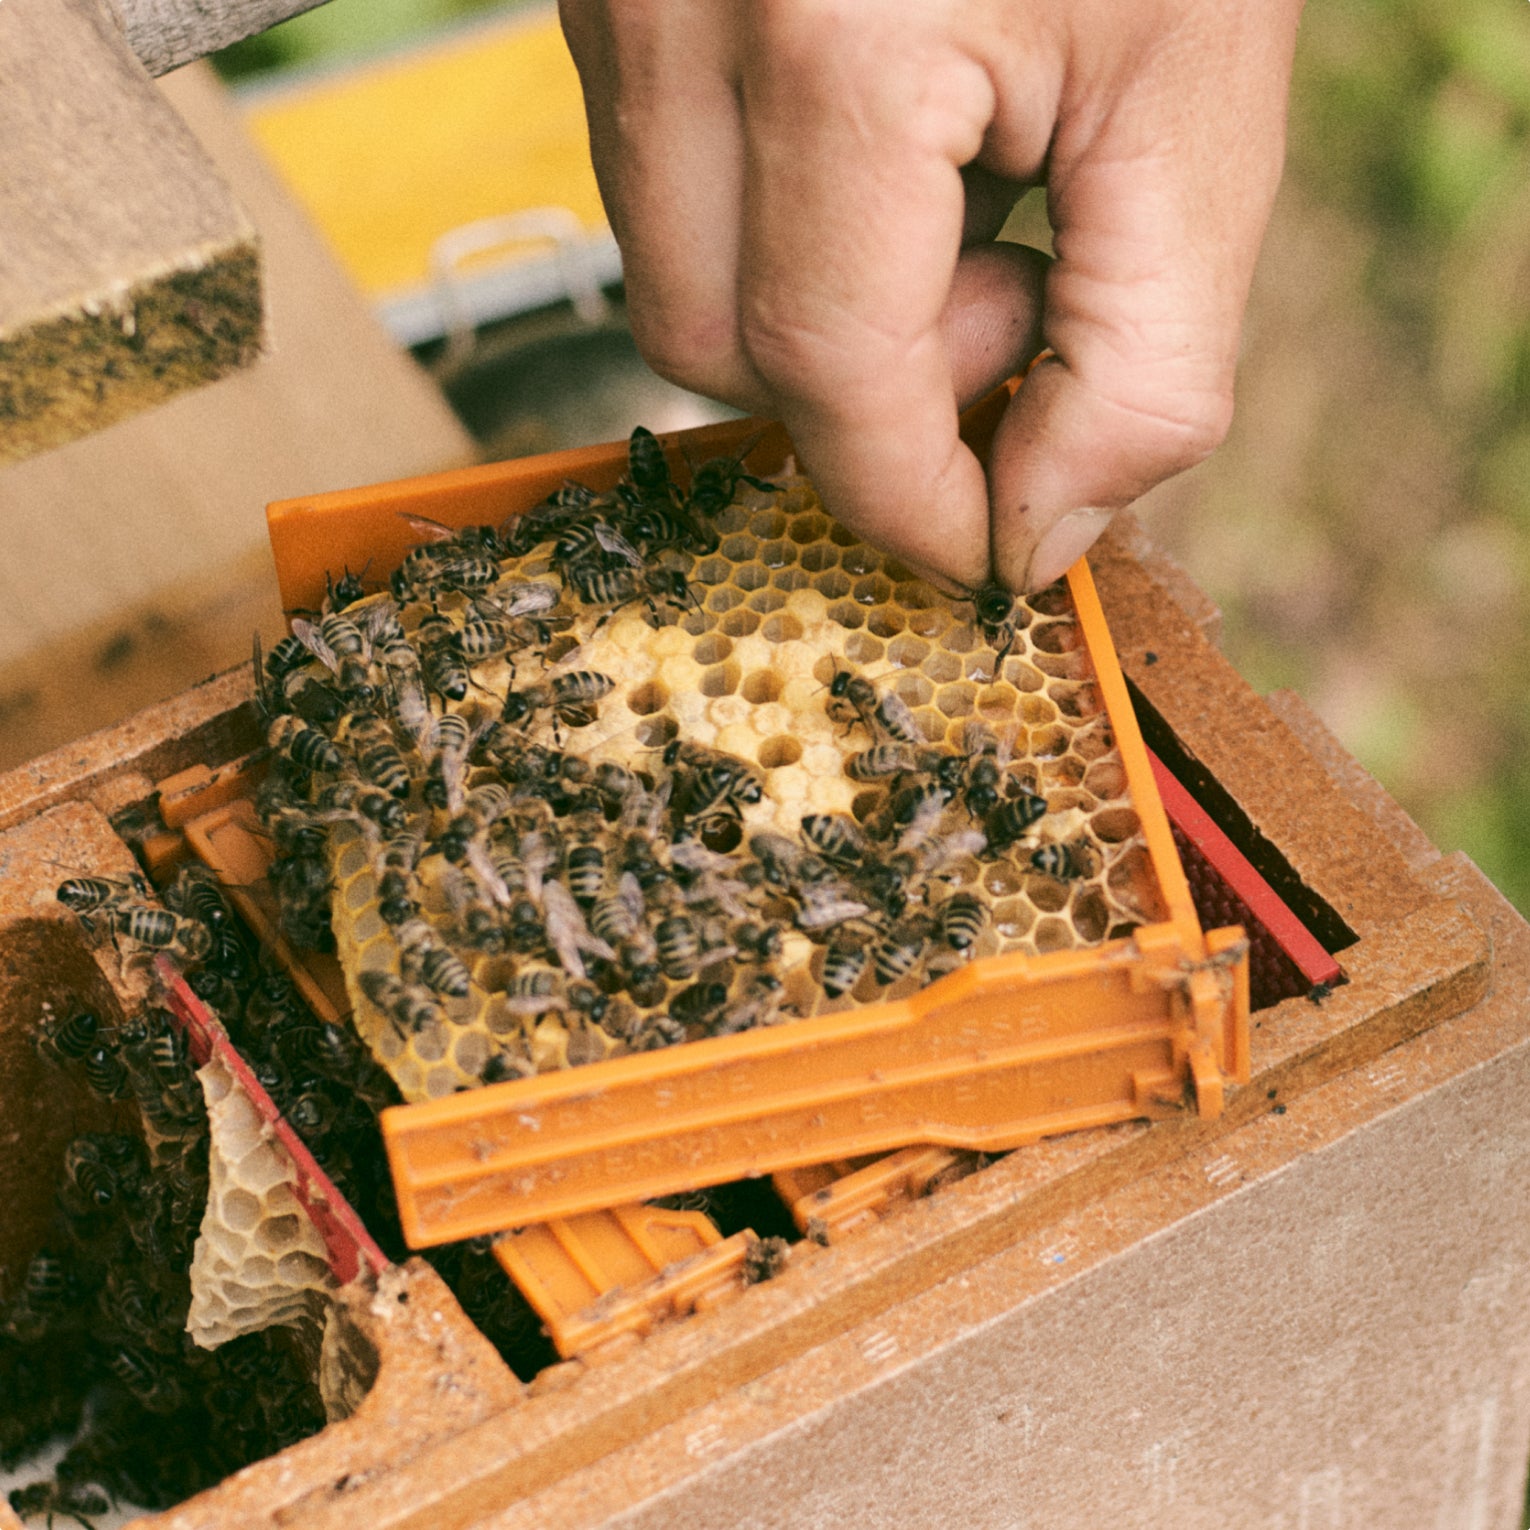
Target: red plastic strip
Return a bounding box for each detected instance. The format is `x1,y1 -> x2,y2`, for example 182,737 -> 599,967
155,954 -> 391,1285
1147,752 -> 1341,989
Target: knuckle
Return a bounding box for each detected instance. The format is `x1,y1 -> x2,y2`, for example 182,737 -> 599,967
627,305 -> 733,393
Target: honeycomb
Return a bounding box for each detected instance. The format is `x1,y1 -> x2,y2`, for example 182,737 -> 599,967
187,1054 -> 336,1348
264,455 -> 1165,1104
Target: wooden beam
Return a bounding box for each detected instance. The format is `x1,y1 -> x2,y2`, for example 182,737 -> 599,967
104,0 -> 330,78
0,0 -> 261,466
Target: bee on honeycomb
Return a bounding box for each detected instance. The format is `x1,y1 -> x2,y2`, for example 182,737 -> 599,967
256,428 -> 1165,1104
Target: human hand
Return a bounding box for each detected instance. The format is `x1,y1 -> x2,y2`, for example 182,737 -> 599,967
559,0 -> 1303,594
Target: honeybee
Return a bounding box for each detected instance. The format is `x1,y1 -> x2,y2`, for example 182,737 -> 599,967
668,979 -> 730,1030
415,612 -> 470,701
828,666 -> 920,744
358,970 -> 446,1040
798,813 -> 870,866
654,911 -> 701,980
820,935 -> 870,998
683,433 -> 773,519
55,873 -> 149,917
971,582 -> 1022,664
500,670 -> 615,733
7,1479 -> 112,1530
958,720 -> 1012,817
844,743 -> 935,782
395,918 -> 473,998
499,480 -> 599,558
103,906 -> 213,964
872,916 -> 932,986
938,890 -> 987,951
541,880 -> 617,980
625,425 -> 680,509
566,562 -> 693,623
984,789 -> 1049,850
314,779 -> 408,836
711,972 -> 785,1036
290,612 -> 377,703
335,711 -> 412,799
268,713 -> 343,776
35,1005 -> 102,1067
1029,841 -> 1093,880
423,712 -> 472,811
392,515 -> 504,601
324,562 -> 370,611
588,876 -> 644,947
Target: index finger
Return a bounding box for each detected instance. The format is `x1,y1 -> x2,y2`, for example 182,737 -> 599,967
734,10 -> 998,590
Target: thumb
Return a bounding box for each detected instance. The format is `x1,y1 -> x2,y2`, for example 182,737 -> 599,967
988,5 -> 1300,592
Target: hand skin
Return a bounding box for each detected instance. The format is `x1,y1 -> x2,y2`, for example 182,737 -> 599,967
559,0 -> 1304,594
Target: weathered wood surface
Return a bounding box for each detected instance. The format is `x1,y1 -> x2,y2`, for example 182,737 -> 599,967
0,61 -> 476,770
105,0 -> 329,77
0,0 -> 262,465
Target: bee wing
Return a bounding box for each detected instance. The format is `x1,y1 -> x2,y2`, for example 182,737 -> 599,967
995,726 -> 1016,769
391,674 -> 435,757
251,630 -> 273,715
876,691 -> 921,743
358,596 -> 401,645
592,523 -> 645,568
616,871 -> 646,925
289,617 -> 340,676
397,511 -> 458,544
795,887 -> 870,931
542,881 -> 616,980
463,842 -> 513,907
896,791 -> 947,853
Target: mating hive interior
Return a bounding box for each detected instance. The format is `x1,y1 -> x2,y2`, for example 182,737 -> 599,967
274,456 -> 1166,1105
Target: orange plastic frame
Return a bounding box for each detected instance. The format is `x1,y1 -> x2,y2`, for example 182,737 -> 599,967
264,393 -> 1249,1244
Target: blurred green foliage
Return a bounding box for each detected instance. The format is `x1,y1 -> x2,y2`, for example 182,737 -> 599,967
214,0 -> 529,80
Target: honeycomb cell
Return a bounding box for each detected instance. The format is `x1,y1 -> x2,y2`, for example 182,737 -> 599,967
992,898 -> 1036,942
424,1067 -> 459,1099
1050,681 -> 1100,720
1073,888 -> 1110,943
827,599 -> 864,629
222,1187 -> 261,1232
828,522 -> 859,546
1083,760 -> 1127,798
773,567 -> 811,593
892,580 -> 936,609
758,736 -> 803,769
886,634 -> 929,669
867,607 -> 903,639
693,633 -> 733,666
761,613 -> 804,644
921,650 -> 961,684
856,575 -> 893,608
1033,918 -> 1074,953
982,863 -> 1023,898
680,609 -> 710,637
719,606 -> 762,638
634,714 -> 679,748
1051,758 -> 1087,789
742,670 -> 784,705
722,535 -> 755,561
942,623 -> 979,654
790,512 -> 830,543
453,1030 -> 491,1076
844,627 -> 881,664
907,606 -> 948,639
840,544 -> 880,574
706,584 -> 746,612
701,662 -> 741,698
734,562 -> 769,592
799,543 -> 838,573
1028,873 -> 1071,915
255,1214 -> 303,1253
1031,724 -> 1071,758
696,557 -> 732,586
749,508 -> 788,539
627,680 -> 669,715
1092,806 -> 1141,843
759,539 -> 796,568
1003,658 -> 1045,693
935,681 -> 976,718
747,587 -> 787,613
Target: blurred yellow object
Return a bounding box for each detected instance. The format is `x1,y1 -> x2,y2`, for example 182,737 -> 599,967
244,5 -> 606,302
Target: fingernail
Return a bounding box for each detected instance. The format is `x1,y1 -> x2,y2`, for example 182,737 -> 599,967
1023,508 -> 1112,593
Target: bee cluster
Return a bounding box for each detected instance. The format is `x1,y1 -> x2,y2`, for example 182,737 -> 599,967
1,982 -> 325,1519
19,864 -> 556,1524
256,428 -> 1160,1104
